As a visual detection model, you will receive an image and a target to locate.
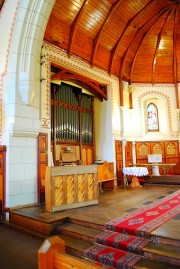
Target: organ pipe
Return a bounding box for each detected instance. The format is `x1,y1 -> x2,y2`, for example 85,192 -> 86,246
51,82 -> 94,154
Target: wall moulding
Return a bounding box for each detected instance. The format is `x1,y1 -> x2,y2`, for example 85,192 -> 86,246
42,42 -> 114,85
41,42 -> 117,129
10,130 -> 39,138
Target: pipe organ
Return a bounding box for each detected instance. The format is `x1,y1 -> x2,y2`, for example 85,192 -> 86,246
51,82 -> 94,165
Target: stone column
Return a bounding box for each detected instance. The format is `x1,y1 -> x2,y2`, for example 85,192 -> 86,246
132,140 -> 136,165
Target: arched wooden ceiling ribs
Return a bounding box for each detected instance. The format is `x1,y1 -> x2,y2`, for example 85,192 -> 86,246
90,0 -> 123,66
173,6 -> 178,85
68,0 -> 88,56
109,0 -> 155,75
152,7 -> 174,84
45,0 -> 180,86
0,0 -> 4,11
127,5 -> 174,84
173,6 -> 179,107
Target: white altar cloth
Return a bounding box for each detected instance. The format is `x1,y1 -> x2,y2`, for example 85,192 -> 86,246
123,167 -> 148,177
123,167 -> 148,187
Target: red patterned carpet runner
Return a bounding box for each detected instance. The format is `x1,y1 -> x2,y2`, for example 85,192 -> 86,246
84,190 -> 180,268
105,190 -> 180,238
84,244 -> 142,269
95,230 -> 149,253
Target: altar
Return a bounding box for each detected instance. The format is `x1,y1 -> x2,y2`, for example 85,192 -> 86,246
123,167 -> 149,187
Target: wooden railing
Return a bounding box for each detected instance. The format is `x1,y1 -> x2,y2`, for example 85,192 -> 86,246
38,236 -> 100,269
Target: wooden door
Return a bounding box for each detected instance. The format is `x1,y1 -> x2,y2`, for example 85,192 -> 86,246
0,146 -> 6,220
38,133 -> 48,205
125,142 -> 132,167
115,141 -> 123,185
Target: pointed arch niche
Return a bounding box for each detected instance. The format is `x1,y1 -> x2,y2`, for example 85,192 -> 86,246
147,103 -> 159,131
142,96 -> 169,136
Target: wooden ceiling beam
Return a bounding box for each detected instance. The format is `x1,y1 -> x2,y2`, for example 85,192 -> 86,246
123,6 -> 172,83
152,8 -> 174,85
90,0 -> 123,67
51,67 -> 107,101
173,6 -> 179,108
109,0 -> 155,75
68,0 -> 88,57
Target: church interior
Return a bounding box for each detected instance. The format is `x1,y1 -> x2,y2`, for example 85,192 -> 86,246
0,0 -> 180,268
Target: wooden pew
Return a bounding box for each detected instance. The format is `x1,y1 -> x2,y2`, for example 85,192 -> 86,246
38,236 -> 101,269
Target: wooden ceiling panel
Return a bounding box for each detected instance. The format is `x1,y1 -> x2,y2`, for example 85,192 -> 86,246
53,0 -> 83,24
94,44 -> 112,70
45,0 -> 180,84
78,0 -> 110,38
0,0 -> 4,11
70,29 -> 94,60
45,15 -> 71,49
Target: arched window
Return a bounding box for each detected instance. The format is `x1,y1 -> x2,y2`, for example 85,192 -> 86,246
147,103 -> 159,131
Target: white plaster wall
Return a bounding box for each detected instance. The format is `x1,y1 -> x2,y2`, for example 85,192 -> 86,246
6,136 -> 37,206
0,0 -> 20,75
124,84 -> 179,141
1,0 -> 55,207
94,90 -> 114,162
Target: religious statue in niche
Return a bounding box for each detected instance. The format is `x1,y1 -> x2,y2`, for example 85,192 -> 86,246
147,103 -> 159,131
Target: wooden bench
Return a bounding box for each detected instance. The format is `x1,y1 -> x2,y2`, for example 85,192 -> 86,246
38,236 -> 101,269
97,161 -> 116,190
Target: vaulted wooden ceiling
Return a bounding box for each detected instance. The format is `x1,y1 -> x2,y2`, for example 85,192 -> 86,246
44,0 -> 180,85
0,0 -> 4,10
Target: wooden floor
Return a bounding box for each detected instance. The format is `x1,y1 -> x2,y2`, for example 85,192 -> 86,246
3,184 -> 180,269
9,185 -> 180,241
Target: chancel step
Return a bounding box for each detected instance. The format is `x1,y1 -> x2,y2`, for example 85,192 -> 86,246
144,176 -> 180,185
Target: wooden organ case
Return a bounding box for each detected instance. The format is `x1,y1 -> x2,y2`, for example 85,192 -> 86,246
45,165 -> 99,212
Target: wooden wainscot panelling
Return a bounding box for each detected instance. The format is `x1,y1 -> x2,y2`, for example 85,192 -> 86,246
135,141 -> 179,175
136,142 -> 151,163
115,141 -> 123,185
151,142 -> 164,157
164,141 -> 179,175
38,134 -> 48,204
125,142 -> 132,166
165,141 -> 179,158
82,145 -> 94,165
0,145 -> 6,219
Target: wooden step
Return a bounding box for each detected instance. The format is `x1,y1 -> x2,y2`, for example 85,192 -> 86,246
57,222 -> 102,242
144,176 -> 180,185
144,242 -> 180,266
56,234 -> 180,269
1,221 -> 46,241
134,257 -> 180,269
9,211 -> 56,236
69,217 -> 104,230
151,232 -> 180,246
58,233 -> 93,257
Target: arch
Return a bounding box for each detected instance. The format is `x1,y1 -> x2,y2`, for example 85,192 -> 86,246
147,102 -> 159,131
6,0 -> 55,105
138,90 -> 172,133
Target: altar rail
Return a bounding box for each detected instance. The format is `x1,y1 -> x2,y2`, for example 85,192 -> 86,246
38,236 -> 100,269
132,163 -> 176,176
45,165 -> 99,212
